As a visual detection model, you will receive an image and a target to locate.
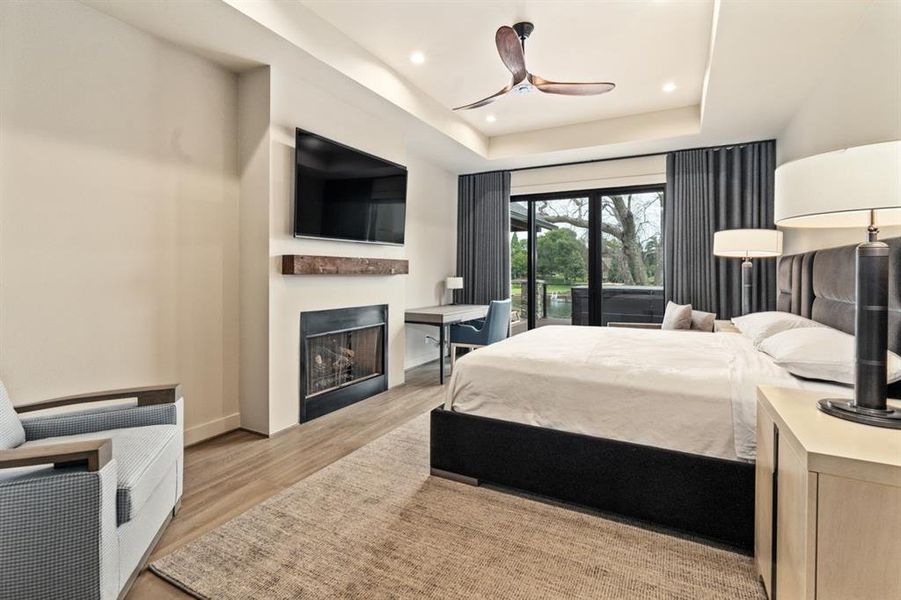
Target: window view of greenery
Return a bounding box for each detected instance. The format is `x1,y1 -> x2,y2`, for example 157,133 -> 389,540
509,201 -> 531,330
510,192 -> 663,330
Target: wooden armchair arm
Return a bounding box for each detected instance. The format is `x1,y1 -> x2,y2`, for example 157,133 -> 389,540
15,384 -> 182,414
0,439 -> 112,472
607,322 -> 663,330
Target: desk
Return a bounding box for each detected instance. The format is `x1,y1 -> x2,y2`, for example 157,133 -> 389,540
405,304 -> 489,384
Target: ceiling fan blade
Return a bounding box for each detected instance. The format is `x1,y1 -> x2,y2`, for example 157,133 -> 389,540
452,81 -> 513,110
529,74 -> 615,96
495,26 -> 527,83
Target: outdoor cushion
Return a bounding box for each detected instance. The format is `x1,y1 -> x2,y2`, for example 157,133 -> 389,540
22,424 -> 179,525
0,380 -> 25,449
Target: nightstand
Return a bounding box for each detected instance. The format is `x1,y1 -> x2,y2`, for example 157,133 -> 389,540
755,386 -> 901,600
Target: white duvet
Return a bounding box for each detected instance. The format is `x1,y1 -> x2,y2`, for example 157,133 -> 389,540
444,326 -> 848,461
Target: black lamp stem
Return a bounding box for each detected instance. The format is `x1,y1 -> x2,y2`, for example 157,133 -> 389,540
855,226 -> 889,410
816,217 -> 901,428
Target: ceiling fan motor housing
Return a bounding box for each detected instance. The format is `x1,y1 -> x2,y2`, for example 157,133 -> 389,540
512,22 -> 535,42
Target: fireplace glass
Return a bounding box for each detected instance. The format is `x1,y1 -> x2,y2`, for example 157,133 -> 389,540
304,325 -> 384,398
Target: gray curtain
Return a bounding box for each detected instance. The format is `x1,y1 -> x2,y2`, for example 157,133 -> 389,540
664,141 -> 776,318
455,171 -> 511,304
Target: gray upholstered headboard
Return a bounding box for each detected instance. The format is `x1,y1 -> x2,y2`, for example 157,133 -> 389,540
777,236 -> 900,354
778,236 -> 901,396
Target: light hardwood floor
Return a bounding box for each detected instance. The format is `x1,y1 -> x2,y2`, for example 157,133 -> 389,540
128,362 -> 445,599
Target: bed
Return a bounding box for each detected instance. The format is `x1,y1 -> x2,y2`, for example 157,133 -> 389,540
430,237 -> 901,552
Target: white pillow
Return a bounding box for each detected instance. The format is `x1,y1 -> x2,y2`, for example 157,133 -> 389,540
661,302 -> 692,330
759,327 -> 901,385
731,311 -> 824,348
690,310 -> 716,332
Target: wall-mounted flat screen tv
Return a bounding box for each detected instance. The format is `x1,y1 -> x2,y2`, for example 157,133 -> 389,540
294,128 -> 407,245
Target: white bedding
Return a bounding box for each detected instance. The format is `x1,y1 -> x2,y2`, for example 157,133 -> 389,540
444,326 -> 847,461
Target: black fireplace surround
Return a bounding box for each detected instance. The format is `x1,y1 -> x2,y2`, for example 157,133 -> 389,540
299,305 -> 388,423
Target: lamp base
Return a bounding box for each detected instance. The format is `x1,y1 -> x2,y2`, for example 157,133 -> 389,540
817,398 -> 901,429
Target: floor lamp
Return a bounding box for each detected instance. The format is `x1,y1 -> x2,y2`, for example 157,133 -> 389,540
713,229 -> 783,316
776,140 -> 901,428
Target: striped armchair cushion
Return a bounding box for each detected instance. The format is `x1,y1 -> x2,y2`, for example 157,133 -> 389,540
0,380 -> 25,449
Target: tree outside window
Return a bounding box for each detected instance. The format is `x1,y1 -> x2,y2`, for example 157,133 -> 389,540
534,191 -> 663,287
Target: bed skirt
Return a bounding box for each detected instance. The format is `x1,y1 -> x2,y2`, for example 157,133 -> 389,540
430,406 -> 755,552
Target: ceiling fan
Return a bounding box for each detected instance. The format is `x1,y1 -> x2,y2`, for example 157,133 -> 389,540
454,22 -> 615,111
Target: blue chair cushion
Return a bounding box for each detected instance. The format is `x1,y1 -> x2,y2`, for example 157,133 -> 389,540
21,424 -> 179,525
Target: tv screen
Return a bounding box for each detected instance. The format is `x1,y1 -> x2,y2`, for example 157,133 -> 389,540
294,129 -> 407,245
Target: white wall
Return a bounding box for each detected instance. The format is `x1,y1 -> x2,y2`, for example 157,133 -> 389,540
237,67 -> 457,435
0,1 -> 241,444
510,155 -> 667,196
403,161 -> 457,369
776,1 -> 901,254
0,2 -> 457,442
237,67 -> 272,434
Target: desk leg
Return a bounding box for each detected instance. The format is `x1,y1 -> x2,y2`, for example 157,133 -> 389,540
439,324 -> 446,385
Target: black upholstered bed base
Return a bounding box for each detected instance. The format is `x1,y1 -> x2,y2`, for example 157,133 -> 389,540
431,407 -> 755,552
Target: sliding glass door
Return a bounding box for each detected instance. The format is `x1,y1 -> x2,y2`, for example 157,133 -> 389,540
510,186 -> 664,332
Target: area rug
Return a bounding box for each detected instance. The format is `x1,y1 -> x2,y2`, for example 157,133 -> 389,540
151,414 -> 765,599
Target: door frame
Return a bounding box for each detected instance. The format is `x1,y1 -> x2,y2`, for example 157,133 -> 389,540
511,184 -> 665,330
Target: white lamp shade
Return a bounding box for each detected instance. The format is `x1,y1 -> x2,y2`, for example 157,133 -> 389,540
775,141 -> 901,228
445,277 -> 463,290
713,229 -> 783,258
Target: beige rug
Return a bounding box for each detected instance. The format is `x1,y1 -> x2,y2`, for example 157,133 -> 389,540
151,414 -> 765,599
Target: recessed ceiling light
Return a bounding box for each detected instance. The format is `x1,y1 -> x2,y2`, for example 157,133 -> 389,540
410,51 -> 425,65
662,82 -> 677,93
485,115 -> 497,123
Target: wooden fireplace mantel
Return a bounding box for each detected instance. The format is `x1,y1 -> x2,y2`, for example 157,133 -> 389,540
281,255 -> 409,276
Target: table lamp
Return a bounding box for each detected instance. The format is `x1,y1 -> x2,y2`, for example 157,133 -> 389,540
713,229 -> 783,316
775,140 -> 901,428
445,277 -> 463,305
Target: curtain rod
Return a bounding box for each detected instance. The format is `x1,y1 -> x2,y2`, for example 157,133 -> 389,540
462,138 -> 776,177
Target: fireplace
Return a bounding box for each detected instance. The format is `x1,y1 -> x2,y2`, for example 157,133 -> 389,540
299,305 -> 388,422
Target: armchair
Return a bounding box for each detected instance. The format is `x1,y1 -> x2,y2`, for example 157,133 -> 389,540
0,382 -> 184,600
449,299 -> 512,372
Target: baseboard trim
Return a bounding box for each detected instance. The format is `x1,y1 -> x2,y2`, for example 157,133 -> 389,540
405,355 -> 443,370
184,412 -> 241,446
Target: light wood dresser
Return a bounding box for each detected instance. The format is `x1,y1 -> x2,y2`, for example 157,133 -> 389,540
755,386 -> 901,600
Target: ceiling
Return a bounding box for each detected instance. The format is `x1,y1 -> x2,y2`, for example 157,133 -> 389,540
301,0 -> 714,136
82,0 -> 883,172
